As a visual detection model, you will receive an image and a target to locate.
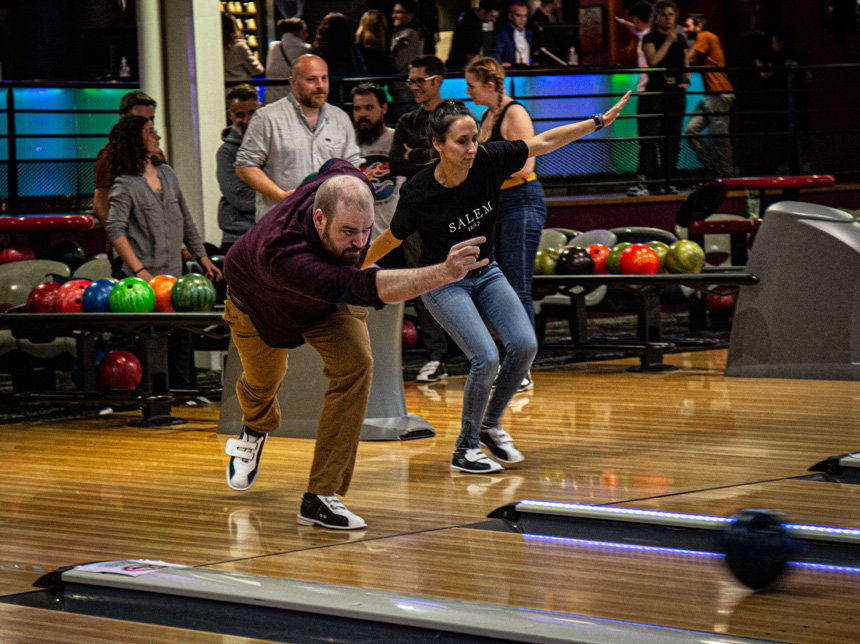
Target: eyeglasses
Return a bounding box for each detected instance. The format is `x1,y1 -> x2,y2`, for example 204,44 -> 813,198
407,75 -> 439,86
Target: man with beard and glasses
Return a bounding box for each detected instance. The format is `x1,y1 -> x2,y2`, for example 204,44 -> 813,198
351,83 -> 404,249
222,162 -> 488,529
236,54 -> 361,221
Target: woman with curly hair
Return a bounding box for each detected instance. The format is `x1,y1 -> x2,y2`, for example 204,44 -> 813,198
465,56 -> 545,390
365,93 -> 630,474
311,12 -> 367,103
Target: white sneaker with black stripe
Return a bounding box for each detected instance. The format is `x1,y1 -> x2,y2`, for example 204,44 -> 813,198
416,360 -> 447,382
297,493 -> 367,530
450,448 -> 504,474
480,427 -> 525,464
225,428 -> 266,491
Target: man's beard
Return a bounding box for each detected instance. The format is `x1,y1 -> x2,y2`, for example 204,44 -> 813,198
356,119 -> 386,145
321,227 -> 362,266
297,90 -> 327,109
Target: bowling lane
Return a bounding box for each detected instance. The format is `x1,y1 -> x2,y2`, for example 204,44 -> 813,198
614,478 -> 860,528
205,526 -> 860,644
0,603 -> 284,644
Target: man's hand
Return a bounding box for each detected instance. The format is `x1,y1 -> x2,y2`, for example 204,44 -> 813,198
444,236 -> 488,282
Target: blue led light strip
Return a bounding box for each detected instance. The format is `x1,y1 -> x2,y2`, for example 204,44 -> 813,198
517,499 -> 733,526
524,533 -> 723,559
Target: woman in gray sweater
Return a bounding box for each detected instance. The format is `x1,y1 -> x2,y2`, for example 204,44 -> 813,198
105,115 -> 221,283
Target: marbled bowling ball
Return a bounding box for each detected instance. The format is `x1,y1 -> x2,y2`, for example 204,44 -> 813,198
27,281 -> 62,313
109,277 -> 156,313
54,279 -> 93,313
171,273 -> 217,312
82,279 -> 118,313
555,246 -> 594,275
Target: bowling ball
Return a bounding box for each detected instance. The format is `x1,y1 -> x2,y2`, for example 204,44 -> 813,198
605,242 -> 631,275
555,246 -> 594,275
82,279 -> 118,313
534,248 -> 561,276
706,286 -> 738,315
70,350 -> 105,386
50,240 -> 86,272
402,318 -> 418,349
619,244 -> 660,275
721,508 -> 793,590
27,281 -> 62,313
109,277 -> 156,313
149,274 -> 178,312
665,240 -> 706,274
646,240 -> 670,272
585,244 -> 610,275
171,273 -> 217,312
0,244 -> 36,265
54,279 -> 93,313
99,350 -> 143,390
208,255 -> 227,303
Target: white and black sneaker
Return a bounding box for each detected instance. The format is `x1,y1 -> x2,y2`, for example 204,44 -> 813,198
627,183 -> 650,197
416,360 -> 447,382
225,428 -> 266,491
518,372 -> 533,392
297,493 -> 367,530
480,427 -> 525,464
451,448 -> 504,474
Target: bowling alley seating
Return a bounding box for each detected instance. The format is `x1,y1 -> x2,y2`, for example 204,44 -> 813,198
0,259 -> 76,391
73,255 -> 112,281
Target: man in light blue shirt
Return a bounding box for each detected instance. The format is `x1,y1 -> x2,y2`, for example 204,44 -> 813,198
236,54 -> 361,220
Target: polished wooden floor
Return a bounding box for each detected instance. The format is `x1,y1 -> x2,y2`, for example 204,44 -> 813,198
2,348 -> 860,643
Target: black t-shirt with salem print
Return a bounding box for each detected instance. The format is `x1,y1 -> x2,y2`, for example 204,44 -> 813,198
390,140 -> 529,267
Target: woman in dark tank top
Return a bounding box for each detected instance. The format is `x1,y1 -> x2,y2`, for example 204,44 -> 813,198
465,56 -> 547,391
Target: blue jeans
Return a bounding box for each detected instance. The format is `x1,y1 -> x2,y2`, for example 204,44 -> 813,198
422,262 -> 538,450
495,179 -> 547,327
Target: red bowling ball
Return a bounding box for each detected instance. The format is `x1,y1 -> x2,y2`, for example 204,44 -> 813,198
99,350 -> 143,390
0,244 -> 36,265
27,281 -> 62,313
402,319 -> 418,349
53,279 -> 93,313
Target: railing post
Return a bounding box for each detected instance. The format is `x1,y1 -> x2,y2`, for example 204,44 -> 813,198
5,87 -> 18,214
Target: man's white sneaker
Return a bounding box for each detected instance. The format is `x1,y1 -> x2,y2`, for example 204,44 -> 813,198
225,429 -> 266,491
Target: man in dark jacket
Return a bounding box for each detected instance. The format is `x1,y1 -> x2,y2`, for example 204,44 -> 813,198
223,160 -> 487,530
217,84 -> 262,254
493,0 -> 533,66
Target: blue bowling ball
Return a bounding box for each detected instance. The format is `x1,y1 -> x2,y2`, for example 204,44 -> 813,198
70,350 -> 106,386
82,278 -> 117,313
721,508 -> 793,590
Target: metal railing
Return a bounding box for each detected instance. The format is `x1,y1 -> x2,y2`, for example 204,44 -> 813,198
2,63 -> 858,212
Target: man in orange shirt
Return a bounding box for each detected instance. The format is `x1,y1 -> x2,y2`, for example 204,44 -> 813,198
684,13 -> 735,178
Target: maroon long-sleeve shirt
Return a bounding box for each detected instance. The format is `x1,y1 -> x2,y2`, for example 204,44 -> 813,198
224,161 -> 384,348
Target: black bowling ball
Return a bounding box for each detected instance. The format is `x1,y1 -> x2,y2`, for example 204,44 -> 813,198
721,508 -> 793,590
50,240 -> 86,272
555,246 -> 594,275
209,255 -> 227,303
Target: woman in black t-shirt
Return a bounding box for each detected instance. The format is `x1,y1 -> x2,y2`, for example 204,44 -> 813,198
466,57 -> 546,392
364,94 -> 630,474
638,0 -> 688,194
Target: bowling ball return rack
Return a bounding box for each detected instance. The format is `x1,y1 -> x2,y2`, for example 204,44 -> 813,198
0,310 -> 227,426
532,270 -> 759,372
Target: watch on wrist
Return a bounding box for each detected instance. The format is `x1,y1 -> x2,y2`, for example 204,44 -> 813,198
591,114 -> 605,130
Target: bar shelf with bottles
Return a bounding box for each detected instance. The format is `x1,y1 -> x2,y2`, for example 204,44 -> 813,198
221,1 -> 266,64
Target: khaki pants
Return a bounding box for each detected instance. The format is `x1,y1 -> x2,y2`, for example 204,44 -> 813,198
223,293 -> 373,496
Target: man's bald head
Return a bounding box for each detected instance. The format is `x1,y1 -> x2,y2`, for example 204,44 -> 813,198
290,55 -> 330,109
312,174 -> 375,266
